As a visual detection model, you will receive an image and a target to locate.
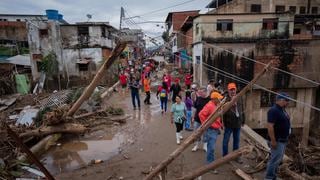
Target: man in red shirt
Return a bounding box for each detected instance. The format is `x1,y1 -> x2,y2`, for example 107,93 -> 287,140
184,73 -> 192,89
119,72 -> 127,96
199,92 -> 224,173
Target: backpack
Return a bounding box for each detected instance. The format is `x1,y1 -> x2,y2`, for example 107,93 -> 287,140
160,88 -> 167,97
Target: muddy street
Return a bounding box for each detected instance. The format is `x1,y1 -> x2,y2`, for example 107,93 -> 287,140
54,83 -> 261,180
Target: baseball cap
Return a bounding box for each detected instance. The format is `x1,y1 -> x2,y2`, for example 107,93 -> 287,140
276,92 -> 290,101
227,83 -> 237,90
211,92 -> 224,100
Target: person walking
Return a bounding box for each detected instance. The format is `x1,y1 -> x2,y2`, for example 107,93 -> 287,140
171,95 -> 186,145
222,83 -> 245,163
265,92 -> 291,180
128,76 -> 141,110
170,78 -> 182,103
199,92 -> 224,173
119,71 -> 128,96
157,82 -> 169,113
184,73 -> 192,89
143,75 -> 151,105
184,91 -> 193,131
191,87 -> 211,152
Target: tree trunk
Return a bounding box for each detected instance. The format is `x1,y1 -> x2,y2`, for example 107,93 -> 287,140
144,63 -> 271,180
67,43 -> 127,116
177,146 -> 253,180
19,123 -> 87,138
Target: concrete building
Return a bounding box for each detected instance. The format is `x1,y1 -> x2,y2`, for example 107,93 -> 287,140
193,0 -> 320,144
120,28 -> 146,60
165,10 -> 199,68
0,14 -> 47,22
28,20 -> 119,86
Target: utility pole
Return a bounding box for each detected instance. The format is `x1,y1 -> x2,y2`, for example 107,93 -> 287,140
119,7 -> 125,30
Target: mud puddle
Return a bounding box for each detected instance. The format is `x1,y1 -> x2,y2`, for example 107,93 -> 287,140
41,132 -> 125,174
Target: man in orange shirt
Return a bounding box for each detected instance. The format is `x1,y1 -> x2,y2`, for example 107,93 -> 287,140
143,75 -> 151,105
199,92 -> 224,173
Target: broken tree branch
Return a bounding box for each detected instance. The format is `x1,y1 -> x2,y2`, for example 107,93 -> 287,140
19,123 -> 87,138
177,146 -> 253,180
144,63 -> 271,180
234,168 -> 255,180
67,43 -> 127,116
101,81 -> 120,99
280,164 -> 306,180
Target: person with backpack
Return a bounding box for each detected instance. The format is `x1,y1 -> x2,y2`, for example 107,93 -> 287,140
157,81 -> 169,113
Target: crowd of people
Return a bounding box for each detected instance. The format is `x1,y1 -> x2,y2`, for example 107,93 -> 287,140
119,65 -> 291,179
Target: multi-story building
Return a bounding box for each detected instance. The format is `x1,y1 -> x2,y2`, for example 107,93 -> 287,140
193,0 -> 320,145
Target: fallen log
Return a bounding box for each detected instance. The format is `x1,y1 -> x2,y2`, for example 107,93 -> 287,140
67,43 -> 127,116
74,109 -> 105,119
234,168 -> 255,180
101,81 -> 120,99
177,146 -> 253,180
18,134 -> 61,162
19,123 -> 87,138
144,63 -> 271,180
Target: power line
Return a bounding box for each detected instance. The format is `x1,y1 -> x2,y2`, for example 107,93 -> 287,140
202,62 -> 320,112
135,0 -> 199,17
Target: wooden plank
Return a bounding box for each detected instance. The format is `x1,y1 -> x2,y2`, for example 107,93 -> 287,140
234,168 -> 255,180
241,124 -> 291,162
177,146 -> 253,180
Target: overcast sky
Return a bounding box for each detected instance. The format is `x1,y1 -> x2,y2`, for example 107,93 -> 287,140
0,0 -> 212,46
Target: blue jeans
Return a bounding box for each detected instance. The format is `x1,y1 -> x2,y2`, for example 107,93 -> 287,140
131,90 -> 140,108
160,97 -> 167,112
185,110 -> 192,129
206,128 -> 220,164
222,127 -> 241,156
265,141 -> 287,180
194,121 -> 207,143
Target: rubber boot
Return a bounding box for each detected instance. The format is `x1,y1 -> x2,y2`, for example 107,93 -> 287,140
203,142 -> 207,152
176,133 -> 180,145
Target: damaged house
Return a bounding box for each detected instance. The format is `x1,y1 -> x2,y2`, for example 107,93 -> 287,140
192,0 -> 320,144
28,16 -> 119,88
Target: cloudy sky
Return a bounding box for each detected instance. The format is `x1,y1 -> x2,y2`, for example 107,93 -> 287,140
0,0 -> 212,46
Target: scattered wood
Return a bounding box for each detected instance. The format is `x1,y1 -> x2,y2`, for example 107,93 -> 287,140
280,164 -> 306,180
74,109 -> 105,119
177,146 -> 253,180
21,166 -> 45,178
241,124 -> 291,163
144,63 -> 271,180
67,43 -> 127,116
234,168 -> 255,180
19,123 -> 87,138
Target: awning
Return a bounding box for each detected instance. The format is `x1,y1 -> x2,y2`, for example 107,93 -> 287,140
1,54 -> 31,66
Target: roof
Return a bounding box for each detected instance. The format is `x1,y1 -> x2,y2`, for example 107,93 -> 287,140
194,12 -> 292,19
165,10 -> 200,23
180,16 -> 194,31
0,14 -> 46,17
206,0 -> 234,8
0,54 -> 31,66
61,22 -> 118,30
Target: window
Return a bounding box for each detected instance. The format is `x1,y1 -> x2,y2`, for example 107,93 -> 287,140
312,7 -> 318,14
275,5 -> 285,13
77,26 -> 89,36
251,4 -> 261,13
0,19 -> 8,21
293,28 -> 301,34
101,27 -> 106,37
32,54 -> 43,60
260,90 -> 297,107
289,6 -> 296,13
78,63 -> 89,71
16,19 -> 21,22
300,6 -> 306,14
39,29 -> 49,36
262,18 -> 278,30
217,19 -> 233,31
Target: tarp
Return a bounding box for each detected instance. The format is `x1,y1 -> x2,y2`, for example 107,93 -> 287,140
15,74 -> 30,95
1,54 -> 31,66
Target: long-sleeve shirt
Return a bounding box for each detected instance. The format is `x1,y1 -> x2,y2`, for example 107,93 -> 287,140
199,101 -> 222,129
128,80 -> 140,92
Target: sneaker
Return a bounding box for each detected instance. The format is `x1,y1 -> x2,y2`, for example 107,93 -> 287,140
161,110 -> 164,114
211,170 -> 218,174
179,134 -> 183,140
192,145 -> 198,152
